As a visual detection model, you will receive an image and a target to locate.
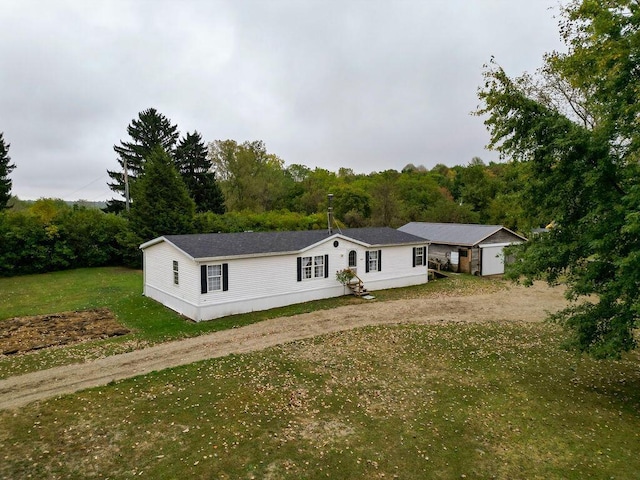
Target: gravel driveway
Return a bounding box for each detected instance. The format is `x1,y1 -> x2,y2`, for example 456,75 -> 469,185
0,282 -> 567,410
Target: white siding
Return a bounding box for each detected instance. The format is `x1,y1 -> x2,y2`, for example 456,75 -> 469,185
358,244 -> 428,291
143,242 -> 201,318
196,240 -> 348,320
143,238 -> 429,322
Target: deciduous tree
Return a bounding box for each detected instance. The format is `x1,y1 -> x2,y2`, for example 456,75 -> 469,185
207,140 -> 287,212
477,0 -> 640,358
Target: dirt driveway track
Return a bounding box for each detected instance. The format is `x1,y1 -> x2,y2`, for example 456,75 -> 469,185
0,282 -> 567,411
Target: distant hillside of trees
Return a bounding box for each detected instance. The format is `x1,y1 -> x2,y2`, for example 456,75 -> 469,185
8,197 -> 107,211
0,155 -> 547,277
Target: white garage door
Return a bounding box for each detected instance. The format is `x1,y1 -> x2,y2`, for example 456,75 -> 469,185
481,245 -> 504,276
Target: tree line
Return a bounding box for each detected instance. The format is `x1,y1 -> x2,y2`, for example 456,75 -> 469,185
104,108 -> 546,233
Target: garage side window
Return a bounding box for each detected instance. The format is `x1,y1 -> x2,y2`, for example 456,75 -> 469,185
173,260 -> 179,285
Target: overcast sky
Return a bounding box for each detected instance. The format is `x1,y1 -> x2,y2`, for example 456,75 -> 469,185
1,0 -> 564,201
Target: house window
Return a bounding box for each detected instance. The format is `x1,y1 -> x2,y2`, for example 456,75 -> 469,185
200,264 -> 228,294
173,260 -> 179,285
298,255 -> 329,281
314,255 -> 325,278
414,247 -> 425,267
301,256 -> 313,279
301,256 -> 325,279
207,265 -> 222,291
367,250 -> 379,272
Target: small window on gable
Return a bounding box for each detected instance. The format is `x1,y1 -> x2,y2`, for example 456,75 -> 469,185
173,260 -> 179,285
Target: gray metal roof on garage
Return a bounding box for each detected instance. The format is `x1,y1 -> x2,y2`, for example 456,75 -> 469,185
398,222 -> 526,247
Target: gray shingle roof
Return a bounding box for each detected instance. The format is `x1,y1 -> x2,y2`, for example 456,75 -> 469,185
398,222 -> 525,246
152,227 -> 426,260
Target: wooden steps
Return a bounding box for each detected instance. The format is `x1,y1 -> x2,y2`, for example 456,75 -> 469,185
347,280 -> 369,297
339,269 -> 375,299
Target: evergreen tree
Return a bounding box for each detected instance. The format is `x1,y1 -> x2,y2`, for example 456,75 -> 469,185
0,133 -> 15,209
128,146 -> 195,242
106,108 -> 179,212
175,131 -> 225,214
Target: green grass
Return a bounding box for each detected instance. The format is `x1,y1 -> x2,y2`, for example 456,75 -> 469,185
0,267 -> 502,378
1,323 -> 638,479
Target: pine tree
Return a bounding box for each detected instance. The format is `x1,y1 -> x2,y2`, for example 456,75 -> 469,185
174,131 -> 225,213
128,146 -> 195,242
106,108 -> 179,212
0,133 -> 16,209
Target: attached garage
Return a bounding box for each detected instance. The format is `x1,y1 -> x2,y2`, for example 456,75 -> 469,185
398,223 -> 527,276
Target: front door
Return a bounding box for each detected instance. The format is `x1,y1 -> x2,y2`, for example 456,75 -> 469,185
348,249 -> 357,274
458,248 -> 471,273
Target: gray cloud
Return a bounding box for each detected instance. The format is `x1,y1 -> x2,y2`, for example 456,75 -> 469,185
0,0 -> 563,200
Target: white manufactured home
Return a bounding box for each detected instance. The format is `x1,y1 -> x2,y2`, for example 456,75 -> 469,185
140,227 -> 429,321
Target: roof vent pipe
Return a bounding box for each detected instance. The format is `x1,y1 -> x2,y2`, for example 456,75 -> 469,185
327,193 -> 334,235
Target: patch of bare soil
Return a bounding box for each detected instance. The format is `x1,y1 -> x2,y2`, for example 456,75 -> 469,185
0,309 -> 130,356
0,282 -> 568,410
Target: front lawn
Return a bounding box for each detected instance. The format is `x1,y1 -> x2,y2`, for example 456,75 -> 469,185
1,322 -> 638,479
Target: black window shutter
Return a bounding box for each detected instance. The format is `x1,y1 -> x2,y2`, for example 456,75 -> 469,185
365,251 -> 370,273
200,265 -> 207,294
324,254 -> 329,278
222,263 -> 229,291
413,247 -> 417,267
378,250 -> 382,271
297,257 -> 302,282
